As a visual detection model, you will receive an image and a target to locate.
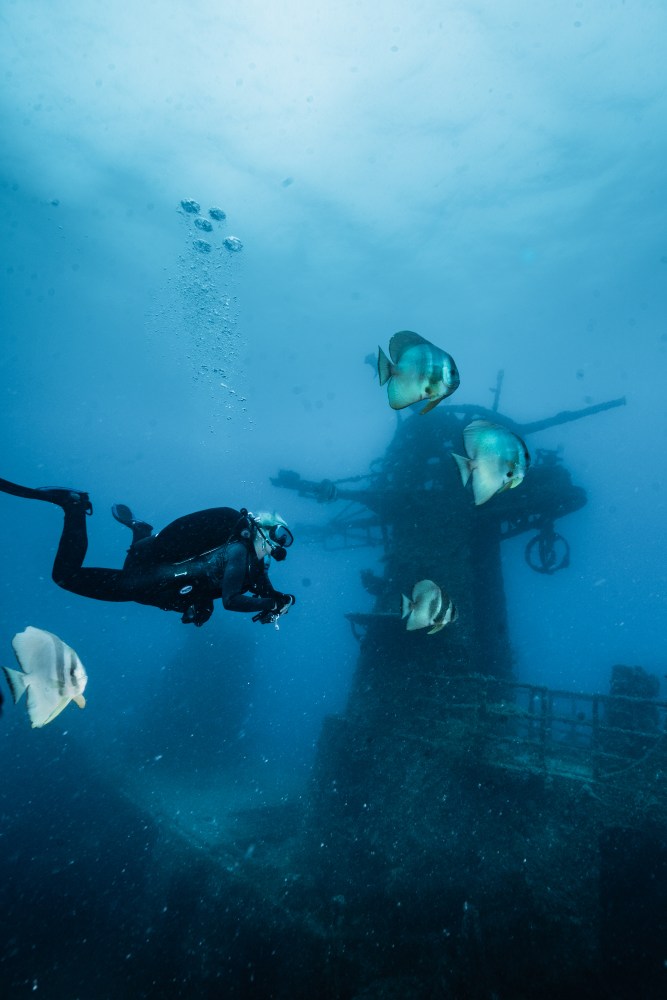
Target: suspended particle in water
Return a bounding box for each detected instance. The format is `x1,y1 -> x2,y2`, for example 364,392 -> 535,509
224,236 -> 243,253
194,217 -> 213,232
193,239 -> 212,253
209,207 -> 227,221
181,198 -> 201,214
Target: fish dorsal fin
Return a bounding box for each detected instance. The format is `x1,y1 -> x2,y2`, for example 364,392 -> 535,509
411,579 -> 439,602
388,330 -> 430,363
12,626 -> 60,677
463,419 -> 494,456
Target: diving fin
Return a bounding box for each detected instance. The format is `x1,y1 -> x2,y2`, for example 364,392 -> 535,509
33,488 -> 92,513
112,503 -> 153,542
111,503 -> 134,527
0,478 -> 92,513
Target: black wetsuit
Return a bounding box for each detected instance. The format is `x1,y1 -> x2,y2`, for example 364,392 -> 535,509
0,478 -> 286,626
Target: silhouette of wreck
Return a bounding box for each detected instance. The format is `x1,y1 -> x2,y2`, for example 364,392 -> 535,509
241,389 -> 664,998
85,389 -> 667,999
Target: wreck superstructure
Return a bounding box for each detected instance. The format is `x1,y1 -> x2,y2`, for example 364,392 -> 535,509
272,398 -> 616,692
251,392 -> 667,997
18,392 -> 666,999
270,396 -> 631,765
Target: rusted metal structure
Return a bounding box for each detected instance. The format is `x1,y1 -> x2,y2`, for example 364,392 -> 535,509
245,392 -> 667,996
77,391 -> 667,998
272,396 -> 624,692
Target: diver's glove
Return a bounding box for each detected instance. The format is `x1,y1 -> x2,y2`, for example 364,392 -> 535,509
252,593 -> 296,625
274,593 -> 296,615
253,609 -> 277,625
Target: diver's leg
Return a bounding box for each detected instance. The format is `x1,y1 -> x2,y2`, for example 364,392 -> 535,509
0,477 -> 129,602
52,501 -> 129,601
51,496 -> 92,586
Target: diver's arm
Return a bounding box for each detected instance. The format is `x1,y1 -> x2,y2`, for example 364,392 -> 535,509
252,560 -> 282,600
252,561 -> 295,619
220,542 -> 277,613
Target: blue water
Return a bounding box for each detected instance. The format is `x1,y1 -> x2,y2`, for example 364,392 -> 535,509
1,2 -> 666,997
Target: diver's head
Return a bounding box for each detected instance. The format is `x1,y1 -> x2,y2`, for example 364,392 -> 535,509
252,511 -> 294,561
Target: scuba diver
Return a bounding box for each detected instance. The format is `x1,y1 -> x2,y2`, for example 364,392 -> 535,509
0,477 -> 296,627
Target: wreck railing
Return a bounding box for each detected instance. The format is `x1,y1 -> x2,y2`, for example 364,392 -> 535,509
412,674 -> 667,788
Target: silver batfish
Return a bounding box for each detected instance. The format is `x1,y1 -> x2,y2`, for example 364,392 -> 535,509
378,331 -> 460,414
401,579 -> 442,631
401,580 -> 458,634
2,626 -> 88,728
452,419 -> 531,506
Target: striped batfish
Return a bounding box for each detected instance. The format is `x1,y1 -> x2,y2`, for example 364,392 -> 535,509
452,419 -> 531,506
401,579 -> 443,631
2,626 -> 87,728
378,331 -> 460,414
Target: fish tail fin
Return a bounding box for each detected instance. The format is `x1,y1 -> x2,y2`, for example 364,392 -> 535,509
377,347 -> 393,386
401,594 -> 412,619
2,665 -> 28,704
451,452 -> 472,487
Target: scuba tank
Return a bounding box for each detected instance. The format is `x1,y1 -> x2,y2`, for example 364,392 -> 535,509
123,507 -> 253,570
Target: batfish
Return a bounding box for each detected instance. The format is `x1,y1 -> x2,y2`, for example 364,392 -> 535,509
378,331 -> 459,414
452,419 -> 531,505
2,626 -> 88,728
402,580 -> 458,634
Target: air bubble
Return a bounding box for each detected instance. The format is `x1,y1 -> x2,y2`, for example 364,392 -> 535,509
181,199 -> 200,214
